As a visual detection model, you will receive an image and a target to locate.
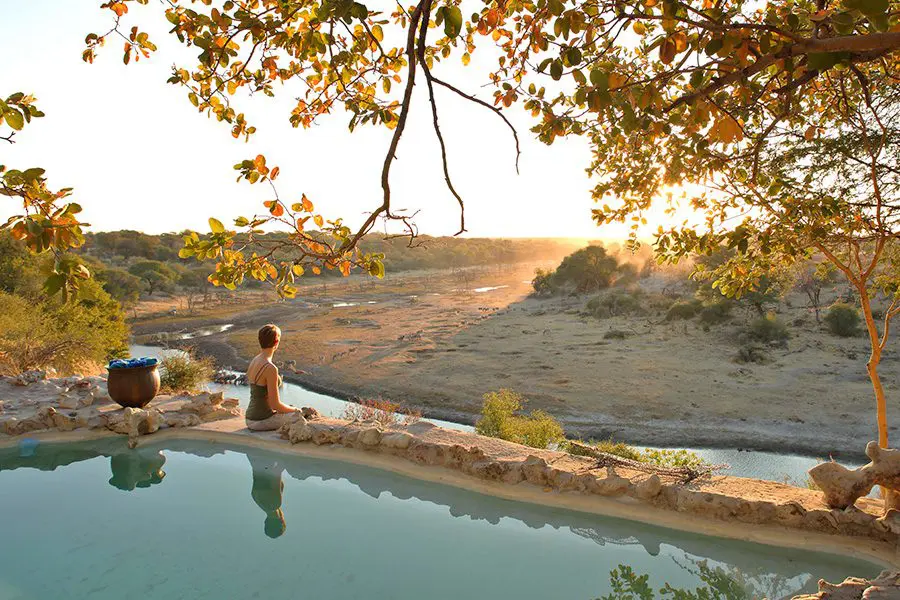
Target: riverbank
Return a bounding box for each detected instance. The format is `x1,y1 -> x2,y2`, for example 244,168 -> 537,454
130,264 -> 892,461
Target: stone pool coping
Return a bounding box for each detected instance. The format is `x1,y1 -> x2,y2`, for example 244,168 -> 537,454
3,414 -> 899,571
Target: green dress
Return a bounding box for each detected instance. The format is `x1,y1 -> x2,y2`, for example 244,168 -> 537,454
245,364 -> 282,421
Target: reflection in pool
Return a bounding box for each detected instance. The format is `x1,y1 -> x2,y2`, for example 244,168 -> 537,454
0,439 -> 881,599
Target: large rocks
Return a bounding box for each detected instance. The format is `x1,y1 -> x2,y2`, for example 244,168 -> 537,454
0,375 -> 242,440
809,441 -> 900,512
124,407 -> 161,437
791,570 -> 900,599
12,370 -> 48,386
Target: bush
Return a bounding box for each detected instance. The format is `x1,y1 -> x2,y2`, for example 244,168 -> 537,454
567,438 -> 708,469
570,438 -> 643,461
531,268 -> 556,297
341,398 -> 421,427
0,283 -> 128,376
586,289 -> 645,318
603,329 -> 629,340
824,303 -> 860,337
735,344 -> 768,364
698,300 -> 733,325
475,389 -> 565,449
159,352 -> 214,393
746,314 -> 789,344
665,299 -> 702,321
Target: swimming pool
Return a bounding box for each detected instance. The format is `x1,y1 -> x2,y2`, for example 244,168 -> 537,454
0,438 -> 880,599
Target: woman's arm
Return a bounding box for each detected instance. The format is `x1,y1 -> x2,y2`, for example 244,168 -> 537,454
265,364 -> 296,413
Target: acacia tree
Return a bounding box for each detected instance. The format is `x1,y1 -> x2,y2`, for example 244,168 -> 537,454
1,93 -> 89,298
3,1 -> 900,444
5,0 -> 899,291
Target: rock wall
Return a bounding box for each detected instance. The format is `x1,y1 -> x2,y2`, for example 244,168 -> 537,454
271,412 -> 900,550
793,570 -> 900,599
0,371 -> 241,447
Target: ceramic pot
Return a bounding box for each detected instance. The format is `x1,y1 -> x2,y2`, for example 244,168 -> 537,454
107,364 -> 160,408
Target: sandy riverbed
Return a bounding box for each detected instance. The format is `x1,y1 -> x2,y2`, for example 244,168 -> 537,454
131,264 -> 898,459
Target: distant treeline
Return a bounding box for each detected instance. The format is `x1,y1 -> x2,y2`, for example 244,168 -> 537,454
82,231 -> 584,274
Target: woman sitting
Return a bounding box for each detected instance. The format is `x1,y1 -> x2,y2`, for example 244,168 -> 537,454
245,324 -> 299,431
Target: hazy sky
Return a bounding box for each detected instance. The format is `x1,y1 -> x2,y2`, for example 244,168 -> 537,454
2,0 -> 643,239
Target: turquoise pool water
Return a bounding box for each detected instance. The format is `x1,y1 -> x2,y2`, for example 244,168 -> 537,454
0,439 -> 881,599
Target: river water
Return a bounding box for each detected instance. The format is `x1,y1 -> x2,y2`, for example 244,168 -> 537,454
129,344 -> 863,486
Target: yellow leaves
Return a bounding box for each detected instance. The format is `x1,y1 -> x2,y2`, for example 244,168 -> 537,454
252,154 -> 269,176
109,2 -> 128,17
301,194 -> 314,212
312,266 -> 322,275
371,24 -> 384,42
608,72 -> 626,89
659,32 -> 687,64
264,200 -> 284,217
632,22 -> 647,35
314,215 -> 324,228
709,113 -> 744,144
462,52 -> 471,66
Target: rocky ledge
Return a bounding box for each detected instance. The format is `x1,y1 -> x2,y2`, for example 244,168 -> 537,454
794,570 -> 900,599
0,371 -> 241,447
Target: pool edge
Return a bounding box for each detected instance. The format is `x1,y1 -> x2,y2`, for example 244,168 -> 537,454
4,425 -> 897,571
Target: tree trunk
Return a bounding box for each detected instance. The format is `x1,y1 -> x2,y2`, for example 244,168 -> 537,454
858,285 -> 899,510
859,286 -> 889,448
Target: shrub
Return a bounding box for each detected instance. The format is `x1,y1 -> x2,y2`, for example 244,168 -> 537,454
698,300 -> 733,325
0,283 -> 128,376
570,438 -> 643,461
341,398 -> 421,427
567,438 -> 708,469
746,314 -> 789,344
665,299 -> 702,321
603,329 -> 629,340
586,289 -> 645,318
475,389 -> 565,449
824,303 -> 860,337
159,352 -> 214,393
735,344 -> 768,364
531,268 -> 556,297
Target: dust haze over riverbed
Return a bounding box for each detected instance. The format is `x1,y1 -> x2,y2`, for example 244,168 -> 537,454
131,261 -> 896,459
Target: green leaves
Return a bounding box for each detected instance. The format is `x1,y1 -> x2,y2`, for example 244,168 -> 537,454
807,52 -> 851,71
1,92 -> 43,132
4,110 -> 24,131
438,5 -> 463,38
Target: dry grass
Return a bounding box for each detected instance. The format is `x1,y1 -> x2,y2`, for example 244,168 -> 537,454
341,398 -> 422,428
